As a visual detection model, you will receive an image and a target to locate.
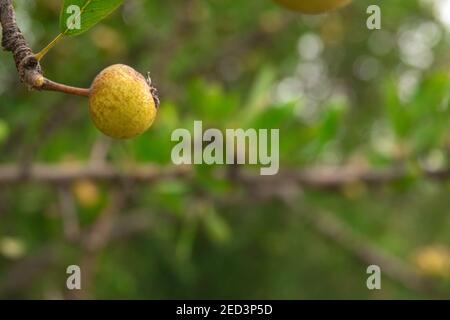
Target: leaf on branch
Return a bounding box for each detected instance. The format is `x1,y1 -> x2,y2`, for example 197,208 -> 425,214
59,0 -> 124,36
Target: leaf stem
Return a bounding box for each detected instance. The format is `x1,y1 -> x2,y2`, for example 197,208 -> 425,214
34,33 -> 65,61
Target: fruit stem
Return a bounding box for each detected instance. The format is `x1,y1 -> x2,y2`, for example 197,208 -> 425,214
40,78 -> 90,97
34,33 -> 65,61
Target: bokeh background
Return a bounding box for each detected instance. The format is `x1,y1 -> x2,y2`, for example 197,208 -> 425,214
0,0 -> 449,299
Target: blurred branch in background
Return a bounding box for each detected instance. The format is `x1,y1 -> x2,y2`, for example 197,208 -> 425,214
0,162 -> 449,189
57,186 -> 80,242
302,211 -> 442,297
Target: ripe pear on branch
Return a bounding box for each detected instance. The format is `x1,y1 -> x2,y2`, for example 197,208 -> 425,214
0,0 -> 159,139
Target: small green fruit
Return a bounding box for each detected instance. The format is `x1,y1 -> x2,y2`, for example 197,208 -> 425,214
89,64 -> 158,139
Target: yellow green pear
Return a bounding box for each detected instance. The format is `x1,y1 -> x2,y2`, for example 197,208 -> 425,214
273,0 -> 351,14
89,64 -> 158,139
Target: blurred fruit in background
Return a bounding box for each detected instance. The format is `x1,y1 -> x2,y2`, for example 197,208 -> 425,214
73,179 -> 101,209
0,237 -> 26,260
412,245 -> 450,278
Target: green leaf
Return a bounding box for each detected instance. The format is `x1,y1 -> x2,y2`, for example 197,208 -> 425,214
59,0 -> 124,36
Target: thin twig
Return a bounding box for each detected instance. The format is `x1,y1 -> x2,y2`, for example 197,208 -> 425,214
57,186 -> 81,241
66,188 -> 125,299
88,137 -> 112,168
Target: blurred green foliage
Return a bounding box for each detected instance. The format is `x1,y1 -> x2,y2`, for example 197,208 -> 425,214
0,0 -> 449,299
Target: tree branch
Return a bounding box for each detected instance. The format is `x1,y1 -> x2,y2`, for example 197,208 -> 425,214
0,163 -> 192,185
0,163 -> 449,189
0,0 -> 42,87
0,0 -> 89,96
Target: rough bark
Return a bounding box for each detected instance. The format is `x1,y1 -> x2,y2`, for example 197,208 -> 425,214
0,0 -> 43,88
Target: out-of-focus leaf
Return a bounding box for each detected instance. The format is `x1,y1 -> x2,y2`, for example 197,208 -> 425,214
249,102 -> 296,129
317,102 -> 347,146
0,119 -> 9,144
202,207 -> 231,245
384,78 -> 410,138
243,67 -> 277,121
186,79 -> 239,126
304,100 -> 347,158
176,218 -> 198,263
